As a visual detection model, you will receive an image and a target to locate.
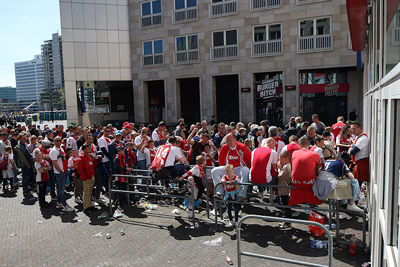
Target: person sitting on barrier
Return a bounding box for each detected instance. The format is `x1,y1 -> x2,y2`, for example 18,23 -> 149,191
269,126 -> 285,154
151,137 -> 185,190
249,138 -> 277,198
146,140 -> 156,166
113,146 -> 133,211
282,135 -> 300,162
221,164 -> 241,228
289,136 -> 322,206
277,150 -> 292,230
179,155 -> 206,219
211,133 -> 251,202
312,154 -> 364,213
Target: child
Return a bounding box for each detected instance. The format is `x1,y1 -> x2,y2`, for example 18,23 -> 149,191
147,140 -> 156,164
277,150 -> 292,230
68,148 -> 83,204
77,144 -> 95,214
113,146 -> 133,211
125,142 -> 137,168
179,155 -> 206,219
2,146 -> 15,192
202,143 -> 217,196
221,164 -> 241,227
33,150 -> 52,208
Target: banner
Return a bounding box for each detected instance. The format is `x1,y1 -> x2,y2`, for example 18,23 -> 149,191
300,83 -> 350,94
256,79 -> 280,99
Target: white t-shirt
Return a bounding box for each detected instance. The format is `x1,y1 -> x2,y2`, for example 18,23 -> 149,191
314,147 -> 324,159
66,136 -> 78,151
49,147 -> 65,174
354,133 -> 370,161
2,154 -> 14,178
134,135 -> 148,161
164,146 -> 183,167
276,140 -> 285,155
34,161 -> 50,182
98,136 -> 111,163
249,148 -> 275,183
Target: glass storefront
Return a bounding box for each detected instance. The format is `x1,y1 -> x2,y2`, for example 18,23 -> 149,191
254,72 -> 283,126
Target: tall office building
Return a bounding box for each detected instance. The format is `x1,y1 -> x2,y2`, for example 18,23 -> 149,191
41,33 -> 65,110
0,86 -> 17,113
14,55 -> 44,112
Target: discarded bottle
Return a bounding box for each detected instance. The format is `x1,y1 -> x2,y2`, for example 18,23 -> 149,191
324,224 -> 336,230
225,257 -> 233,265
98,212 -> 108,220
349,234 -> 357,256
120,229 -> 125,236
106,233 -> 111,239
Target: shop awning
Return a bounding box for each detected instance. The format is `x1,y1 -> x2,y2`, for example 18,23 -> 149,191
300,83 -> 350,94
346,0 -> 367,51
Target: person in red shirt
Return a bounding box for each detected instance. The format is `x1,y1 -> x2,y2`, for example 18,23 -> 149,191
113,146 -> 133,211
282,135 -> 300,162
211,133 -> 251,201
331,116 -> 346,140
289,136 -> 322,206
77,144 -> 95,214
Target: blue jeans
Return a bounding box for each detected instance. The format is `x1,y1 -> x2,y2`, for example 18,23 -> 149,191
21,167 -> 33,194
99,161 -> 111,190
339,178 -> 362,205
55,172 -> 67,205
135,160 -> 147,191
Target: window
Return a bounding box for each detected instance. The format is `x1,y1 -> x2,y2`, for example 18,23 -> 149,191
254,24 -> 281,42
176,35 -> 199,63
143,40 -> 163,66
210,0 -> 237,18
211,29 -> 238,60
251,0 -> 282,11
298,17 -> 332,53
300,17 -> 330,37
141,0 -> 162,27
252,24 -> 283,56
174,0 -> 198,22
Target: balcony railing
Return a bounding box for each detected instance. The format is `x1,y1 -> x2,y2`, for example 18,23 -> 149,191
210,0 -> 237,18
251,0 -> 282,10
211,44 -> 238,61
174,7 -> 198,23
141,14 -> 162,28
175,49 -> 199,64
393,27 -> 400,45
297,34 -> 332,53
143,54 -> 163,66
252,39 -> 283,57
296,0 -> 327,4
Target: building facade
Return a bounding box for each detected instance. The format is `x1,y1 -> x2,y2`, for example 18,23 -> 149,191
60,0 -> 364,126
355,0 -> 400,266
14,55 -> 44,112
0,87 -> 18,113
41,33 -> 66,111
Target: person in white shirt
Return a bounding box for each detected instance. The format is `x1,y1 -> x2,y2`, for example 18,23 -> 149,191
134,127 -> 151,170
152,121 -> 168,148
2,147 -> 15,192
98,126 -> 112,176
350,121 -> 370,184
66,128 -> 78,152
268,126 -> 285,154
49,136 -> 74,212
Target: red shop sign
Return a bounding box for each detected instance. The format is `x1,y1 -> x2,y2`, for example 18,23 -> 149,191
300,83 -> 350,94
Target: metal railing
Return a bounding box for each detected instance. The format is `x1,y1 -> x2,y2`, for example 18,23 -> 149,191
296,0 -> 327,4
393,27 -> 400,45
297,34 -> 332,53
210,0 -> 237,18
174,7 -> 198,23
252,39 -> 283,57
251,0 -> 282,10
210,44 -> 238,60
237,215 -> 333,267
141,14 -> 162,27
143,54 -> 163,66
176,49 -> 199,64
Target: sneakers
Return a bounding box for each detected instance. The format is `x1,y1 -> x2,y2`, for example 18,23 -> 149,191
279,222 -> 292,230
55,202 -> 64,209
347,203 -> 364,213
95,198 -> 105,205
213,192 -> 222,200
228,220 -> 236,228
75,197 -> 82,205
62,204 -> 75,212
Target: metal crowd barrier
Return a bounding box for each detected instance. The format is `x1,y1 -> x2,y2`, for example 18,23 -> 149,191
108,169 -> 197,227
237,215 -> 333,267
213,181 -> 367,248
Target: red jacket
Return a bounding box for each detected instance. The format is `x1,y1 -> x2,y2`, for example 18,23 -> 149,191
77,152 -> 95,181
218,141 -> 251,168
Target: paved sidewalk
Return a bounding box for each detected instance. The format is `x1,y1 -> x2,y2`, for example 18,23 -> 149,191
0,187 -> 370,266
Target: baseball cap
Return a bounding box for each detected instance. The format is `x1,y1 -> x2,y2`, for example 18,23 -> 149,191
115,130 -> 122,136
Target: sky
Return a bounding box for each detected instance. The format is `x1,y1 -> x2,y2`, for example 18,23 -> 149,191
0,1 -> 61,87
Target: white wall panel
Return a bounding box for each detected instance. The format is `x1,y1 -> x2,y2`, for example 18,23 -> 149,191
71,3 -> 84,28
83,4 -> 96,29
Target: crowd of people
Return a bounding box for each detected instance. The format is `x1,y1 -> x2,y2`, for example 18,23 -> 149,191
0,114 -> 369,229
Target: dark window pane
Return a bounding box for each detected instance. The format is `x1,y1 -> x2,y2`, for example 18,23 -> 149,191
175,0 -> 185,9
316,18 -> 330,35
176,37 -> 186,51
188,35 -> 198,49
142,2 -> 151,16
154,40 -> 163,54
226,30 -> 237,45
187,0 -> 197,7
152,0 -> 161,14
300,20 -> 313,36
144,41 -> 153,55
254,26 -> 266,42
269,24 -> 281,40
213,32 -> 224,46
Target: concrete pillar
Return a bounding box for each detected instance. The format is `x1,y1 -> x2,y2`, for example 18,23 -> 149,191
240,72 -> 254,123
65,81 -> 79,125
133,80 -> 146,123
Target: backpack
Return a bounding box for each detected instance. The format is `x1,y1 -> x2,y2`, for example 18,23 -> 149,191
0,157 -> 8,171
151,144 -> 172,172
